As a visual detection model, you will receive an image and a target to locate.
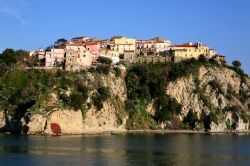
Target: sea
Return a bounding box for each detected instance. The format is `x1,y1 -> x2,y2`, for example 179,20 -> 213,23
0,133 -> 250,166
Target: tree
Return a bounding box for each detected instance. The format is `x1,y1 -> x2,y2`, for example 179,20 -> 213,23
198,54 -> 207,62
55,38 -> 67,45
0,63 -> 8,77
0,49 -> 17,66
16,49 -> 29,57
97,56 -> 112,65
232,60 -> 241,68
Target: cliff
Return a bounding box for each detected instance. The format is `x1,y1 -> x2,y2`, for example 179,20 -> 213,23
166,66 -> 250,132
0,60 -> 249,134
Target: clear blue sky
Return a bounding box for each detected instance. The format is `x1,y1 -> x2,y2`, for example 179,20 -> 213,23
0,0 -> 249,74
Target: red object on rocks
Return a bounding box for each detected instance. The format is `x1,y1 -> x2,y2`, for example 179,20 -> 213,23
50,123 -> 61,135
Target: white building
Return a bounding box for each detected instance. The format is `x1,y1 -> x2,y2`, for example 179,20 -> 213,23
45,46 -> 65,67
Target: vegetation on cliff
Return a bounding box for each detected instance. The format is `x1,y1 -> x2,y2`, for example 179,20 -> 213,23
0,49 -> 249,133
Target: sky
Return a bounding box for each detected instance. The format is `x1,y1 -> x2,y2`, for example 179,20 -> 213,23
0,0 -> 249,74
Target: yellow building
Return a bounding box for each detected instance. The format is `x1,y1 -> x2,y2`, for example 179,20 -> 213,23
110,36 -> 136,54
170,42 -> 209,61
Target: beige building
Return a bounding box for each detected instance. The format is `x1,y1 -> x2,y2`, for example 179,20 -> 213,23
154,41 -> 171,53
65,43 -> 95,71
110,36 -> 136,54
170,42 -> 209,61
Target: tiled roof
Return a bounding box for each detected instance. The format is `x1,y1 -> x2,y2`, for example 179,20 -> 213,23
174,43 -> 198,47
66,43 -> 85,46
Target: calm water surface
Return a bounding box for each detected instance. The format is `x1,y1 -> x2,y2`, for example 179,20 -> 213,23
0,133 -> 250,166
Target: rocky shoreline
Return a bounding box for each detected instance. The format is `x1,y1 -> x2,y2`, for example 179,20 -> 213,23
3,129 -> 248,136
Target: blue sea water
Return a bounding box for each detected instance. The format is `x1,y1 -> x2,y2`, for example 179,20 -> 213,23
0,133 -> 250,166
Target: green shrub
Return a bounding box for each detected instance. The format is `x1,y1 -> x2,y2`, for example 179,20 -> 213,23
88,67 -> 96,73
96,65 -> 110,75
183,110 -> 199,128
77,84 -> 88,101
97,56 -> 112,65
155,94 -> 182,122
114,67 -> 121,77
125,99 -> 135,114
60,93 -> 70,104
208,80 -> 224,95
70,92 -> 84,110
0,63 -> 8,77
92,94 -> 103,110
92,86 -> 110,110
98,87 -> 110,100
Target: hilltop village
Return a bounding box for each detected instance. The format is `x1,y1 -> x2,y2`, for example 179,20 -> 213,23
0,35 -> 250,135
26,36 -> 225,71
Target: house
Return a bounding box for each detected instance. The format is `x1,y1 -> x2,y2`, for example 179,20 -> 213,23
71,36 -> 90,43
169,42 -> 209,62
29,50 -> 37,57
99,49 -> 120,64
124,50 -> 136,62
136,40 -> 155,54
136,37 -> 171,55
152,37 -> 171,53
154,41 -> 171,53
84,42 -> 100,59
212,55 -> 226,64
45,45 -> 65,67
65,43 -> 95,71
208,49 -> 218,58
110,36 -> 136,55
38,48 -> 45,60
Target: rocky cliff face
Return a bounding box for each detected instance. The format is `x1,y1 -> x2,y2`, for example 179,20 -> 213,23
26,72 -> 127,135
166,66 -> 250,132
0,112 -> 5,128
1,64 -> 249,134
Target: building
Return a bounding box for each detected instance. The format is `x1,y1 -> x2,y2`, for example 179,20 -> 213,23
65,43 -> 95,71
29,50 -> 37,57
110,36 -> 136,55
71,36 -> 90,43
124,51 -> 136,62
37,48 -> 45,60
136,37 -> 171,55
45,45 -> 65,67
211,55 -> 226,64
84,42 -> 100,58
99,49 -> 120,64
169,42 -> 209,61
136,40 -> 155,54
208,49 -> 218,58
154,41 -> 171,53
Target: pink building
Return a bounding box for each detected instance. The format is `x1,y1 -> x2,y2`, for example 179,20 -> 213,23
84,42 -> 100,60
